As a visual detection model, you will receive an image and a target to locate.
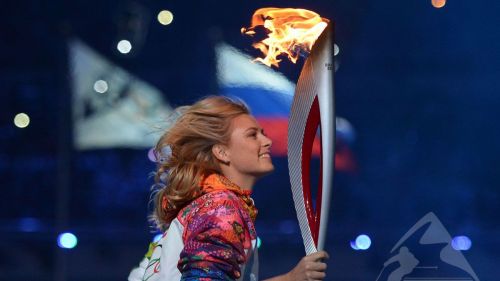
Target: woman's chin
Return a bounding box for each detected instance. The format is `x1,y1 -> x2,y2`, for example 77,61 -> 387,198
260,165 -> 275,176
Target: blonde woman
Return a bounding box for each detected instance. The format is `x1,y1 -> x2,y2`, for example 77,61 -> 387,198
129,96 -> 328,281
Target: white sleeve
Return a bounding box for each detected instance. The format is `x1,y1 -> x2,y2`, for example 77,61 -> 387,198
128,218 -> 185,281
127,256 -> 149,281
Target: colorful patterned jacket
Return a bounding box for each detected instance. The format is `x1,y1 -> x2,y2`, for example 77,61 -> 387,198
128,174 -> 259,281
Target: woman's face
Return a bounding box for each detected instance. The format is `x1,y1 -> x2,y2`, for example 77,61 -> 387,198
224,114 -> 274,179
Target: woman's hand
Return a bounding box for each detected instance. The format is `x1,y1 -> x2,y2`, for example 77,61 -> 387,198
263,251 -> 329,281
285,250 -> 329,281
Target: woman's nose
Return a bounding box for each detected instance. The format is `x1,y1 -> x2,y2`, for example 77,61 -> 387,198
262,134 -> 272,148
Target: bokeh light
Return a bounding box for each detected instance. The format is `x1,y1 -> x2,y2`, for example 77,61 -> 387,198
93,80 -> 109,93
117,40 -> 132,54
153,233 -> 163,243
157,10 -> 174,25
452,235 -> 472,251
355,234 -> 371,250
350,240 -> 359,250
57,232 -> 78,249
432,0 -> 446,8
257,236 -> 262,248
13,113 -> 30,128
334,43 -> 340,56
336,117 -> 356,144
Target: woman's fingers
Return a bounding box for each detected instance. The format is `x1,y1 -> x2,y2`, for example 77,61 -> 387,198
304,251 -> 328,280
306,261 -> 327,271
287,251 -> 329,281
305,250 -> 329,262
306,270 -> 326,280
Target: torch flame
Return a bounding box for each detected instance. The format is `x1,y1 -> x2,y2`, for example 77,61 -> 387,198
242,7 -> 329,67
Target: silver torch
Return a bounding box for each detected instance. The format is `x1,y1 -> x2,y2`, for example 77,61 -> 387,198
243,8 -> 335,254
288,24 -> 335,254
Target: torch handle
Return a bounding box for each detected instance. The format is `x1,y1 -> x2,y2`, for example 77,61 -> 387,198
317,75 -> 335,251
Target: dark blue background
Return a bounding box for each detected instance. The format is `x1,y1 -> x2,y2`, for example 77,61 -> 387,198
1,0 -> 498,280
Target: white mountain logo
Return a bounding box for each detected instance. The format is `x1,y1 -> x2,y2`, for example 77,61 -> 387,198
376,212 -> 479,281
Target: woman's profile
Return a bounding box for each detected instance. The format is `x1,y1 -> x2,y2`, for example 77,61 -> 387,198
129,96 -> 328,281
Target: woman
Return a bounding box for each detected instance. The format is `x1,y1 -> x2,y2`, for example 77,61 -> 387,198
129,96 -> 328,281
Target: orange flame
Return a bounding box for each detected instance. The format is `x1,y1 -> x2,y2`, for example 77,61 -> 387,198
242,7 -> 329,67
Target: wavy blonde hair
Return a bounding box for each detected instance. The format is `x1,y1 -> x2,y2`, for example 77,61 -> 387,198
151,96 -> 249,231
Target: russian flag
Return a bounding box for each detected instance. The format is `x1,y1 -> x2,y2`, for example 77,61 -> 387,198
215,43 -> 356,171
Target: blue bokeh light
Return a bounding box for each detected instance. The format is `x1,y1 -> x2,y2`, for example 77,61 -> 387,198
153,233 -> 163,243
350,240 -> 359,250
355,234 -> 371,250
451,235 -> 472,251
57,232 -> 78,249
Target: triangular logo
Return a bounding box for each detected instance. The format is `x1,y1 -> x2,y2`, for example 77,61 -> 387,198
376,212 -> 479,281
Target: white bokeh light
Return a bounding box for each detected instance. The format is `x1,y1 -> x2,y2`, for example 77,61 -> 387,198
93,80 -> 109,93
14,113 -> 30,128
117,40 -> 132,54
355,234 -> 372,250
57,232 -> 78,249
157,10 -> 174,25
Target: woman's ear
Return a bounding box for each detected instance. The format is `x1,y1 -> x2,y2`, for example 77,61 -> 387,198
212,144 -> 230,164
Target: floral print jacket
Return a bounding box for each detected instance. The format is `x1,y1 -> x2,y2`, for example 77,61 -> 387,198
128,174 -> 258,281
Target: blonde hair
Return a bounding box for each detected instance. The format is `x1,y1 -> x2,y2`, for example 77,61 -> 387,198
151,96 -> 249,230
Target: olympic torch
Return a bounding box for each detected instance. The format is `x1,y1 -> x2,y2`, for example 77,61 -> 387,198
243,8 -> 334,254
